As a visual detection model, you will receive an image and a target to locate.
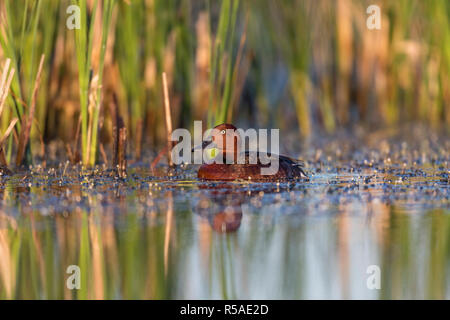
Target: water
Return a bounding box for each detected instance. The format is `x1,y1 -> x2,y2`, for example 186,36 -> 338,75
0,132 -> 449,299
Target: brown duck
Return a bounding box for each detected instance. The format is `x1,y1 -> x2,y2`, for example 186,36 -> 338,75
193,124 -> 307,181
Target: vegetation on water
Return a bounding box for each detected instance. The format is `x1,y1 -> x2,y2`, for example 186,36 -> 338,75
0,0 -> 447,169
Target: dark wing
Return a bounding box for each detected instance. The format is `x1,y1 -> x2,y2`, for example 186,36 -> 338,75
278,154 -> 308,178
278,155 -> 305,167
242,151 -> 308,178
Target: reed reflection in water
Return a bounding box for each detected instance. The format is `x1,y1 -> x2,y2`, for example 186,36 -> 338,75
0,187 -> 449,299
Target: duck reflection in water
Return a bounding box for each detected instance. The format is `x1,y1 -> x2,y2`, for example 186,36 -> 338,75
198,204 -> 243,233
194,184 -> 249,233
195,183 -> 290,233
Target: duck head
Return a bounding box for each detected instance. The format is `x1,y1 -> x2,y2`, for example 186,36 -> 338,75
193,123 -> 241,162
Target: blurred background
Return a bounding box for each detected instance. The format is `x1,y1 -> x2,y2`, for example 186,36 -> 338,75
0,0 -> 449,167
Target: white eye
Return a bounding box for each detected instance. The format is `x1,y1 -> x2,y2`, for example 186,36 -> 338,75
220,130 -> 226,135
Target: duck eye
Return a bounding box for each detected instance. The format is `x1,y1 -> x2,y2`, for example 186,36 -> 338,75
220,130 -> 226,135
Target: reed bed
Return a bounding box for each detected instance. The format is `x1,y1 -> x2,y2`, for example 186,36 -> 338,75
0,0 -> 447,168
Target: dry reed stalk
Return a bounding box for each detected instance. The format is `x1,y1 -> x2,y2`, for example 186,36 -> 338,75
99,143 -> 108,166
162,72 -> 173,167
0,150 -> 7,168
30,118 -> 46,166
109,94 -> 126,177
16,54 -> 45,167
0,59 -> 15,168
0,59 -> 11,93
118,127 -> 127,178
71,115 -> 82,164
110,94 -> 119,165
86,75 -> 100,166
0,59 -> 15,118
150,145 -> 168,173
66,144 -> 75,164
0,118 -> 18,147
135,119 -> 143,160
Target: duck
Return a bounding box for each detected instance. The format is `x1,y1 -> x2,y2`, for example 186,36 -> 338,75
192,123 -> 308,181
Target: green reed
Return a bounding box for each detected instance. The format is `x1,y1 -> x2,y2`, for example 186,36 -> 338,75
0,0 -> 44,165
73,0 -> 114,167
208,0 -> 240,126
115,1 -> 146,155
114,0 -> 194,155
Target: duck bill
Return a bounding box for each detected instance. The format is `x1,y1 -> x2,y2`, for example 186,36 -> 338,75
191,140 -> 213,152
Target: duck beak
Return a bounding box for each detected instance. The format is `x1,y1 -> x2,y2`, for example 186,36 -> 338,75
191,139 -> 213,152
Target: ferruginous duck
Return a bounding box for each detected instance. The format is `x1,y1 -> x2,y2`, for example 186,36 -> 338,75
192,124 -> 308,181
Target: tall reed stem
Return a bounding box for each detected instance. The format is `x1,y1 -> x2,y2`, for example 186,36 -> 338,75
162,72 -> 173,167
